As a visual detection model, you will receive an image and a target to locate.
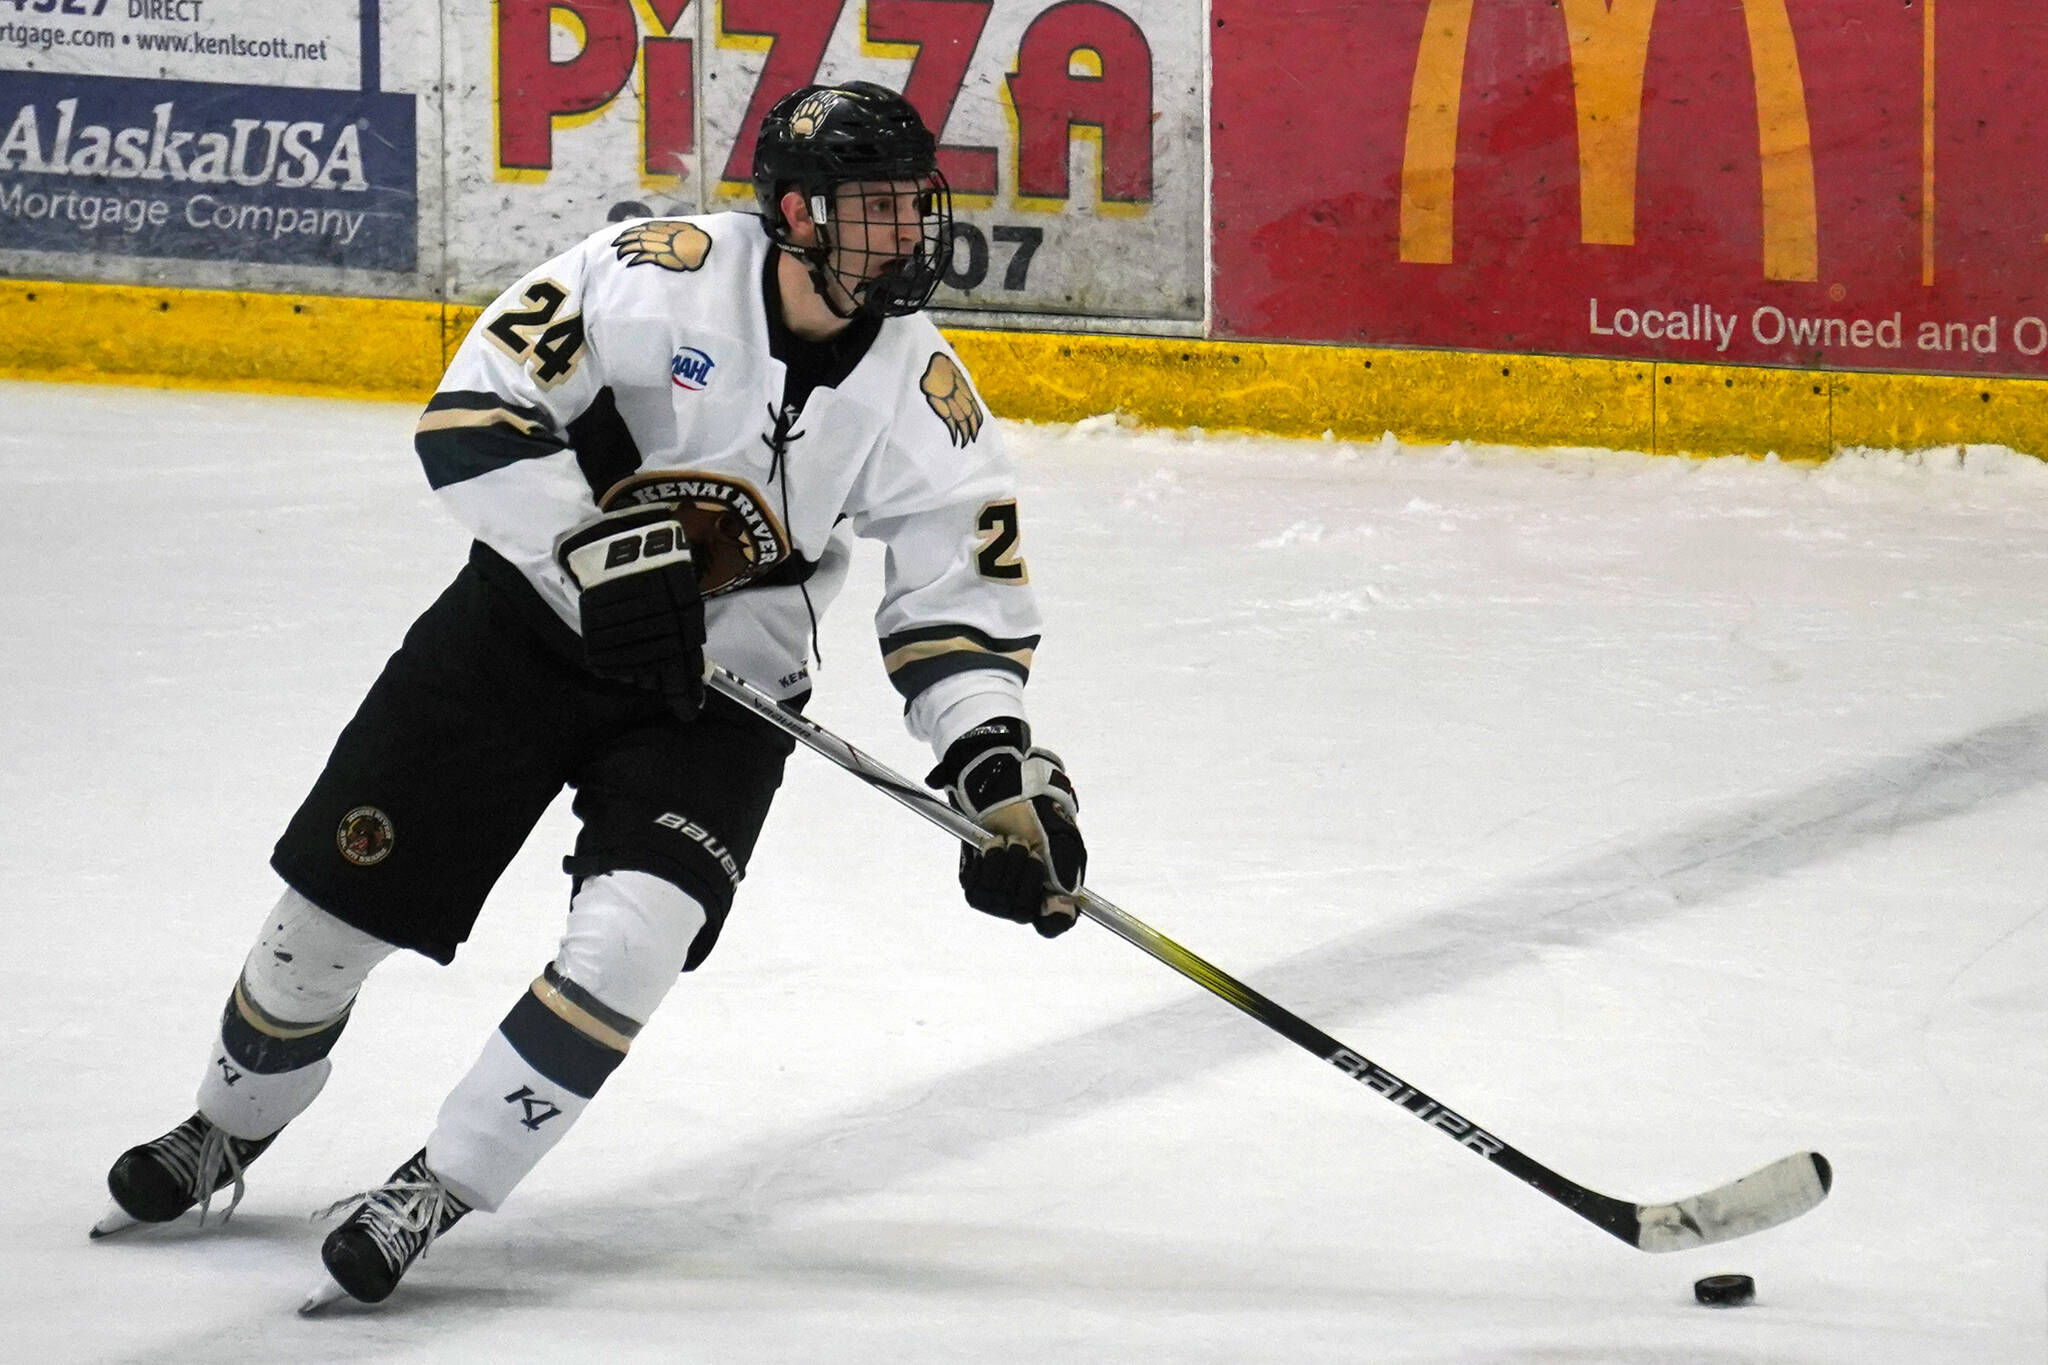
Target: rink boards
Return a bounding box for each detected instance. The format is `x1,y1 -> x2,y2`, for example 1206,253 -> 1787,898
1,1 -> 2044,456
6,274 -> 2046,461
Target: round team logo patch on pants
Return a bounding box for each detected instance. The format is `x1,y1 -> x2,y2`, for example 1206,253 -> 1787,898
337,807 -> 396,866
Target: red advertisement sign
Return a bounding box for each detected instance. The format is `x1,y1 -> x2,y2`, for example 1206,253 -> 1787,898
466,0 -> 1203,319
1212,0 -> 2048,377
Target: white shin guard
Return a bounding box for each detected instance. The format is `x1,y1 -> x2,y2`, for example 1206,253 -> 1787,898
553,870 -> 708,1020
427,872 -> 706,1211
239,886 -> 398,1020
197,888 -> 396,1141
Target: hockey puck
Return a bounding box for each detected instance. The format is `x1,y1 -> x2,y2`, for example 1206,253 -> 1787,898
1693,1274 -> 1756,1307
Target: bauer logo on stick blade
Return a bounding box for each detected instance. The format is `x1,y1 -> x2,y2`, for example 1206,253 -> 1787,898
1694,1274 -> 1756,1306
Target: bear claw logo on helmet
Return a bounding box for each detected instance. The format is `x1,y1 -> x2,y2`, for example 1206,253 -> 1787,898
751,81 -> 954,319
787,91 -> 835,140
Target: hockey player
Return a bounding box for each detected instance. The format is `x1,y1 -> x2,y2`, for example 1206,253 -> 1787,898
93,81 -> 1087,1311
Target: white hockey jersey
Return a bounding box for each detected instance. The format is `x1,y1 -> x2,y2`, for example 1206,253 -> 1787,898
413,211 -> 1039,759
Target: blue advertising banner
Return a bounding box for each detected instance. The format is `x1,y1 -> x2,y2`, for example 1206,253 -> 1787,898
0,69 -> 415,270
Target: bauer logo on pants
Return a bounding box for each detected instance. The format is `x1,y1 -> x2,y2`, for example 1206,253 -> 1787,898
336,806 -> 395,866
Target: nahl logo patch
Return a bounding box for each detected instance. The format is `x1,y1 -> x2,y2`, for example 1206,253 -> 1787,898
336,806 -> 395,866
670,345 -> 715,391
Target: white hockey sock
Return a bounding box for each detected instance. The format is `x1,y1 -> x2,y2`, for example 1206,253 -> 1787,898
426,872 -> 704,1210
426,1029 -> 598,1212
197,888 -> 396,1141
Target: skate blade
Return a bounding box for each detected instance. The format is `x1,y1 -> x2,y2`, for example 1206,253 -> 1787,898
297,1277 -> 350,1316
89,1204 -> 142,1240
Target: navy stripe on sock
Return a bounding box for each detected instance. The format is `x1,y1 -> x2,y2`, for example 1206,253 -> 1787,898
219,992 -> 352,1074
498,990 -> 625,1099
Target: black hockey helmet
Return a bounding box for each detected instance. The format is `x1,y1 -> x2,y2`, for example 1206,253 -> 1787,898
752,81 -> 953,318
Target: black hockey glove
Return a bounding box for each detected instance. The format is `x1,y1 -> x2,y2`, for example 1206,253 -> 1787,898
555,505 -> 707,718
927,718 -> 1086,938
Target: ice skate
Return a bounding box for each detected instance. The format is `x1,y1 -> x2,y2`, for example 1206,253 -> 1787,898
91,1112 -> 279,1238
299,1149 -> 471,1313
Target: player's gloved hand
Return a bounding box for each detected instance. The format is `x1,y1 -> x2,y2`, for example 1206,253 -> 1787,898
555,505 -> 707,718
926,718 -> 1086,937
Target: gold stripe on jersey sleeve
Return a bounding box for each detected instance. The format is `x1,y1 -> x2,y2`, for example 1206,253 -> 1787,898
415,406 -> 551,438
882,635 -> 1035,677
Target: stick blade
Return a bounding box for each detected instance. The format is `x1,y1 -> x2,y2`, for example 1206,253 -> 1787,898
1635,1151 -> 1832,1252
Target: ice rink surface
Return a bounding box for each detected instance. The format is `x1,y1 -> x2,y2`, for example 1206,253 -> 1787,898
3,378 -> 2046,1363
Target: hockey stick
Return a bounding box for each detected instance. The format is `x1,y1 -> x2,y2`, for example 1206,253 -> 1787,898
708,663 -> 1831,1252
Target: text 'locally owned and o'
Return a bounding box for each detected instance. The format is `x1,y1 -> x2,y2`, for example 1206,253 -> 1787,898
1590,299 -> 2048,358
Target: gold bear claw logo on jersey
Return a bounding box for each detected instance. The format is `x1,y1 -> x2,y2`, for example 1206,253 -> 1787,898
788,91 -> 837,139
920,353 -> 983,448
613,220 -> 713,272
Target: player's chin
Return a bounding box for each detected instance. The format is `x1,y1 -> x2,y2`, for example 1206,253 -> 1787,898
835,257 -> 903,296
849,259 -> 913,306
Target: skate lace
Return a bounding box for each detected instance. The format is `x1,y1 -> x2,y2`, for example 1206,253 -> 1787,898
315,1174 -> 464,1269
156,1118 -> 252,1226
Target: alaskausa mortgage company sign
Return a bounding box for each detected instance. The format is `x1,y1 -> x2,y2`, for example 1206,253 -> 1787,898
0,69 -> 415,270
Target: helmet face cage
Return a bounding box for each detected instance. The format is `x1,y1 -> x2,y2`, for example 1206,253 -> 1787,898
808,171 -> 953,318
752,83 -> 955,319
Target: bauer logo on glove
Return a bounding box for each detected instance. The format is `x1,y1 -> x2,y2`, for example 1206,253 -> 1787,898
554,504 -> 708,718
927,717 -> 1087,938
